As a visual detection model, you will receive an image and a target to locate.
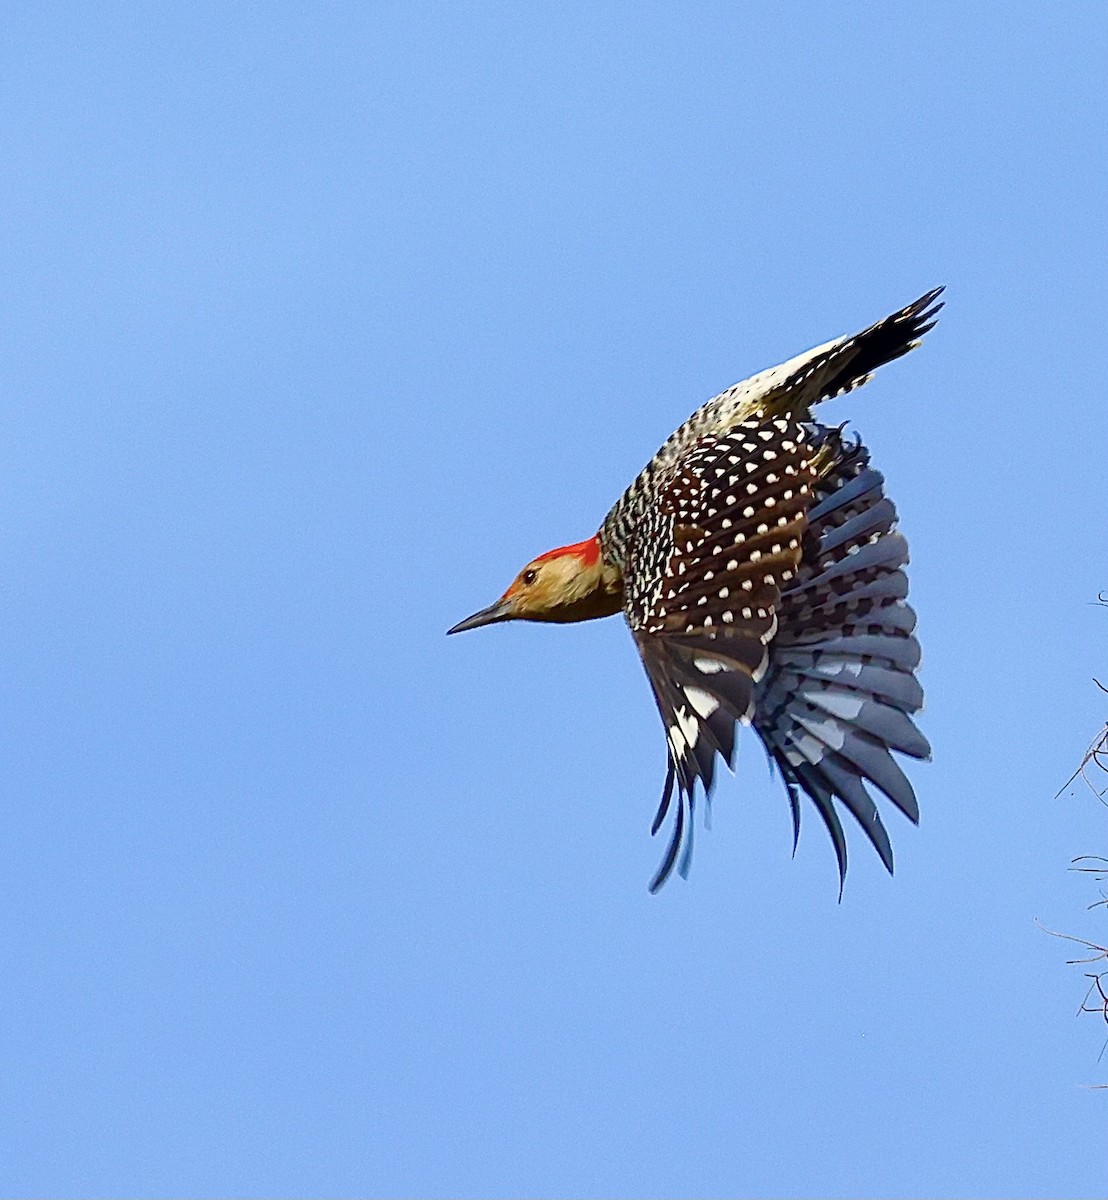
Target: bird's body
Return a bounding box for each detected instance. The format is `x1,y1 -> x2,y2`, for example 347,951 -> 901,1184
449,290 -> 942,891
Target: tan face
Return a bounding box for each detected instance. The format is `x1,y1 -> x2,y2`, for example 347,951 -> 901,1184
447,544 -> 623,633
500,553 -> 590,619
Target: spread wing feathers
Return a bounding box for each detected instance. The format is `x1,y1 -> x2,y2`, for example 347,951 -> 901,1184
754,436 -> 929,888
623,417 -> 819,891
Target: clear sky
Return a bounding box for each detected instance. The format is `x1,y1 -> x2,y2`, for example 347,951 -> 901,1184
2,3 -> 1107,1196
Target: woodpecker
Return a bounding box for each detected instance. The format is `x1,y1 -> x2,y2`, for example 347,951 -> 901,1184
449,289 -> 942,892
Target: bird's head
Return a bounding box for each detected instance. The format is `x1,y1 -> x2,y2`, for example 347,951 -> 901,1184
447,535 -> 623,634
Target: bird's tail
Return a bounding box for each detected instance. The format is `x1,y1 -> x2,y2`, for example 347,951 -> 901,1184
815,287 -> 944,403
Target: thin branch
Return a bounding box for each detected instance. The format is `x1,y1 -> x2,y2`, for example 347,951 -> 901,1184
1056,723 -> 1108,803
1035,920 -> 1108,961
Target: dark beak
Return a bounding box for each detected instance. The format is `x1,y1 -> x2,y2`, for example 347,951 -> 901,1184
446,598 -> 513,635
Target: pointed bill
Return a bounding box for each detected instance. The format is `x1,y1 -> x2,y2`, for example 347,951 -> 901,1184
447,599 -> 513,635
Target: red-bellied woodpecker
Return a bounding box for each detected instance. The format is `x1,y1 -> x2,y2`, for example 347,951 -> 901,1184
449,290 -> 942,892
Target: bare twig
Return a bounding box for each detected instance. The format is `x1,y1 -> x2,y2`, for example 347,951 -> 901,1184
1056,723 -> 1108,803
1046,600 -> 1108,1080
1051,595 -> 1108,1080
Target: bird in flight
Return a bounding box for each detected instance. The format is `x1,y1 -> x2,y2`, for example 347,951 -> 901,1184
449,290 -> 941,892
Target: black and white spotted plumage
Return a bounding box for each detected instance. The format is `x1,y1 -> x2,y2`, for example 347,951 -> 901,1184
600,289 -> 941,891
599,288 -> 944,564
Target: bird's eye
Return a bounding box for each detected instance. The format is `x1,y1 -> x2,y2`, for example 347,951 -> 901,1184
522,569 -> 537,585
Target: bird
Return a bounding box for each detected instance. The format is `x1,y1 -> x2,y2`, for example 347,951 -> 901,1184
448,289 -> 942,892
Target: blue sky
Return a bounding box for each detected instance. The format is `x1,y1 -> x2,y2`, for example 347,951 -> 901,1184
2,2 -> 1107,1195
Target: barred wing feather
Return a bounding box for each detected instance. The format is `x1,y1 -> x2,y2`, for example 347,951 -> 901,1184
754,446 -> 929,888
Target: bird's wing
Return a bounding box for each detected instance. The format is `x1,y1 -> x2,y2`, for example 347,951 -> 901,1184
623,414 -> 819,891
625,420 -> 929,893
753,441 -> 929,890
